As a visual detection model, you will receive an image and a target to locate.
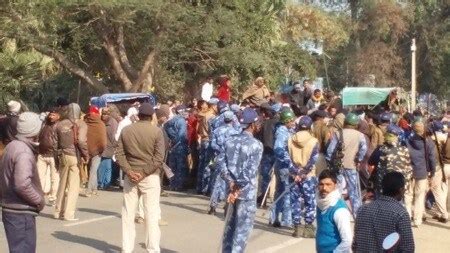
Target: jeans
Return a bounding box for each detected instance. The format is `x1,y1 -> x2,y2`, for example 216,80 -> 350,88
2,211 -> 36,253
98,157 -> 113,189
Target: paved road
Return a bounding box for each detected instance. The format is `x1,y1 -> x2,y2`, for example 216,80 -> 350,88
1,190 -> 449,253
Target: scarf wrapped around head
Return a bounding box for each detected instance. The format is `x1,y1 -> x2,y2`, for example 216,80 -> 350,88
316,189 -> 342,211
385,133 -> 399,145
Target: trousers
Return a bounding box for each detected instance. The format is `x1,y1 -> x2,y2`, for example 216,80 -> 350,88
98,157 -> 113,189
270,167 -> 293,227
55,154 -> 80,220
122,174 -> 161,253
338,168 -> 362,218
87,155 -> 101,192
2,212 -> 36,253
259,150 -> 275,197
210,168 -> 228,208
291,176 -> 318,225
405,178 -> 428,225
36,155 -> 59,201
430,164 -> 450,219
197,141 -> 213,194
168,151 -> 188,191
222,200 -> 256,253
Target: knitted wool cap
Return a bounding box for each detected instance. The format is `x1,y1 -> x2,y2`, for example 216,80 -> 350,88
7,100 -> 21,113
16,112 -> 43,138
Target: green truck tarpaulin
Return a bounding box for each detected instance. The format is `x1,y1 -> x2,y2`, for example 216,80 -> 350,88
342,87 -> 395,106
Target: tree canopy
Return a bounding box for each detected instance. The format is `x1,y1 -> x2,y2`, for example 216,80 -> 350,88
0,0 -> 448,111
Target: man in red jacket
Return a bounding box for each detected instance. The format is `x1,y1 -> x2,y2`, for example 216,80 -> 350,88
216,75 -> 232,102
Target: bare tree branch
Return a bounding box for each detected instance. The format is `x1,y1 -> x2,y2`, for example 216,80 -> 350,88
130,49 -> 157,92
116,25 -> 139,79
93,20 -> 134,91
32,44 -> 108,93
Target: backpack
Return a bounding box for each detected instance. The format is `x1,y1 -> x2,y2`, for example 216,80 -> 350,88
328,128 -> 345,174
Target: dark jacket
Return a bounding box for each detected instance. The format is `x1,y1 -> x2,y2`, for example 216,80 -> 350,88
2,114 -> 19,145
38,121 -> 58,156
259,115 -> 278,152
290,91 -> 304,107
102,117 -> 118,158
0,138 -> 45,215
444,136 -> 450,164
116,121 -> 165,176
85,113 -> 107,157
406,133 -> 437,179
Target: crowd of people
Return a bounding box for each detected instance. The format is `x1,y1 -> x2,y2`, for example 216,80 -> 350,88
0,75 -> 449,253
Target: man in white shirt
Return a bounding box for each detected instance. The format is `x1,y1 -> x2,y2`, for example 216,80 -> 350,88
201,77 -> 214,102
316,170 -> 352,253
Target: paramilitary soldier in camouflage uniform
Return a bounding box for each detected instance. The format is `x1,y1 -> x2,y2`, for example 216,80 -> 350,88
288,116 -> 320,238
210,101 -> 240,133
208,111 -> 240,215
218,108 -> 263,253
368,124 -> 413,198
270,108 -> 296,227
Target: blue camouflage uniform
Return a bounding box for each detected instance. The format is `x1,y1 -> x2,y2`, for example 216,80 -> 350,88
270,124 -> 296,227
164,115 -> 189,191
209,123 -> 240,209
326,130 -> 367,217
218,131 -> 263,253
210,112 -> 241,133
206,111 -> 241,193
290,143 -> 319,225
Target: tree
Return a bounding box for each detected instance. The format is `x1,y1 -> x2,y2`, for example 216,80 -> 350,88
410,0 -> 450,98
0,38 -> 59,111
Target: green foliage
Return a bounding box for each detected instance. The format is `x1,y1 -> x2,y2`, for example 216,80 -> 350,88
0,0 -> 448,110
0,39 -> 59,112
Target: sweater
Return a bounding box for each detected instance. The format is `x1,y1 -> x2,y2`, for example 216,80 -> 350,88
115,121 -> 165,176
326,128 -> 367,169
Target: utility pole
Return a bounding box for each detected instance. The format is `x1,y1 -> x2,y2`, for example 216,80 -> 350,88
411,38 -> 417,111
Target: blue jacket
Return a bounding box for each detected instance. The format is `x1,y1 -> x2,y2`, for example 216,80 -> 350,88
218,131 -> 263,201
164,115 -> 188,154
273,125 -> 296,172
406,133 -> 436,179
210,124 -> 240,155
